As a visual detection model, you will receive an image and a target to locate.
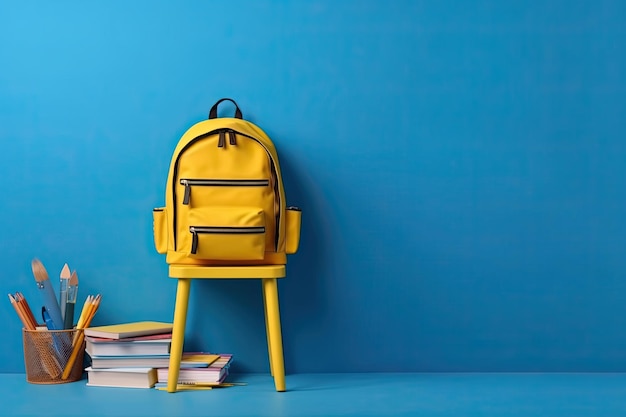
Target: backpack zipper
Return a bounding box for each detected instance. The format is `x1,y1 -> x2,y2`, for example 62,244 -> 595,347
180,178 -> 270,205
217,129 -> 238,147
190,226 -> 266,254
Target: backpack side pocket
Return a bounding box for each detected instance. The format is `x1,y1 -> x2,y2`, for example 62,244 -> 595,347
153,207 -> 168,254
285,206 -> 301,254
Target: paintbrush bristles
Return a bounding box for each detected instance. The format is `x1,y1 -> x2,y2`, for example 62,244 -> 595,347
69,270 -> 78,287
31,258 -> 49,282
60,263 -> 71,279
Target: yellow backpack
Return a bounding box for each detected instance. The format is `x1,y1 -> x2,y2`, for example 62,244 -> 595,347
153,98 -> 301,265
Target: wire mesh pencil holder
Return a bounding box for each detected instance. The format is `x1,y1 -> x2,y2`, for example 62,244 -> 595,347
22,328 -> 85,384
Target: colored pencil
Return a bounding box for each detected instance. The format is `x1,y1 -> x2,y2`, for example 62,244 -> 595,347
8,294 -> 34,330
14,292 -> 38,329
62,294 -> 101,380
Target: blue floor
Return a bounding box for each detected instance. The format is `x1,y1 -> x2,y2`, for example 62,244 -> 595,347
3,372 -> 626,417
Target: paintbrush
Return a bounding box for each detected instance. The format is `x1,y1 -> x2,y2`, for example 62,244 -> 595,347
59,263 -> 70,324
64,270 -> 79,329
31,259 -> 64,331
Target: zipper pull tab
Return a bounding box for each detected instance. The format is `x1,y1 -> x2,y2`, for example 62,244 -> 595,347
181,180 -> 191,205
190,227 -> 198,254
229,130 -> 237,145
218,130 -> 226,148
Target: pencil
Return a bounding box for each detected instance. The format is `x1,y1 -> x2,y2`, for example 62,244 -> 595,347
15,292 -> 38,329
18,294 -> 37,330
8,294 -> 34,330
155,386 -> 213,391
84,294 -> 101,326
13,294 -> 61,378
62,294 -> 101,380
72,295 -> 93,345
75,295 -> 92,329
11,293 -> 29,329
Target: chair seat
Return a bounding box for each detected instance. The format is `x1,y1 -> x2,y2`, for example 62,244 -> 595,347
169,265 -> 286,279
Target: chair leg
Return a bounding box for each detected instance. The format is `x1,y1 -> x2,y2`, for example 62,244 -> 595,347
262,278 -> 286,392
262,282 -> 274,376
167,278 -> 191,393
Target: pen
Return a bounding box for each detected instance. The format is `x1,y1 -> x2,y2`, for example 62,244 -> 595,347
42,306 -> 59,330
42,306 -> 66,364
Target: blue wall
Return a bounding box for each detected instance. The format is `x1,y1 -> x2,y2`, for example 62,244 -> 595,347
1,1 -> 625,373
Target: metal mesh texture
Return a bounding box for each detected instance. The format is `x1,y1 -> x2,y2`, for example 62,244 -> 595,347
22,328 -> 85,384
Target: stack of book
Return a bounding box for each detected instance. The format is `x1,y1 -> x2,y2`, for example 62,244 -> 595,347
153,353 -> 233,390
83,321 -> 231,389
84,321 -> 174,388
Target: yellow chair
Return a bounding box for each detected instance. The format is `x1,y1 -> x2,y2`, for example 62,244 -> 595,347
167,265 -> 287,393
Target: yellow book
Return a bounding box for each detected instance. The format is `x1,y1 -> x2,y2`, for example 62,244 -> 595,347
84,321 -> 173,339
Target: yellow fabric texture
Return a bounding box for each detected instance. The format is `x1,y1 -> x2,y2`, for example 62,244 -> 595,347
153,115 -> 300,265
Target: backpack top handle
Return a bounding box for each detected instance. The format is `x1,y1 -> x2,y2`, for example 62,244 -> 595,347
209,98 -> 243,120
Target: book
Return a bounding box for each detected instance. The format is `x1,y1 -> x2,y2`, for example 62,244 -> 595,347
85,367 -> 158,389
86,332 -> 173,343
157,354 -> 232,384
86,334 -> 172,357
84,321 -> 173,339
90,353 -> 220,369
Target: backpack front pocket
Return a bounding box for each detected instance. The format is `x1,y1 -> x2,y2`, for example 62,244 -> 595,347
186,206 -> 266,260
